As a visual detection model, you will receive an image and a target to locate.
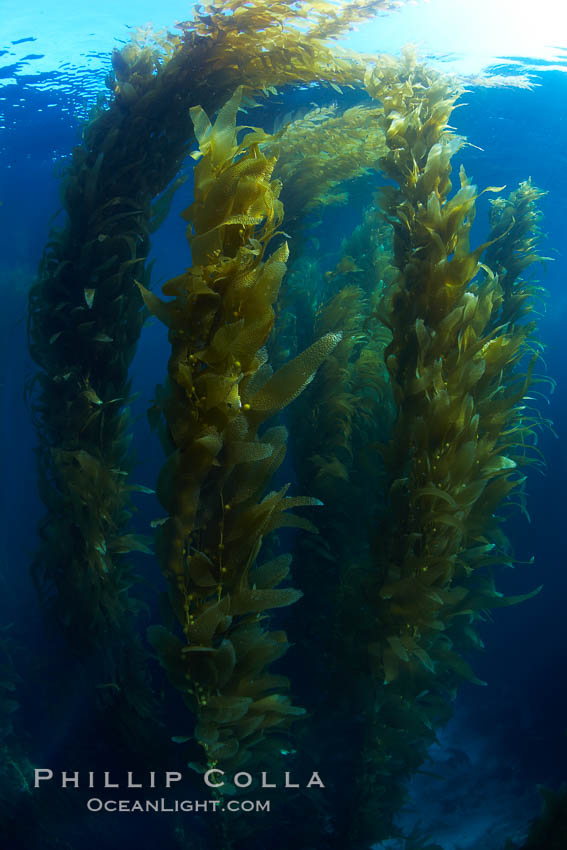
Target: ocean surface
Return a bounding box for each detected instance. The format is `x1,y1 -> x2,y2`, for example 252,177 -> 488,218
1,2 -> 566,849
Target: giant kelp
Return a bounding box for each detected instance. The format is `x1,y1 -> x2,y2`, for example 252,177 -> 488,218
320,48 -> 549,843
129,0 -> 407,94
279,275 -> 397,847
26,19 -> 194,733
267,105 -> 388,235
23,5 -> 556,848
138,88 -> 340,773
485,177 -> 550,327
366,51 -> 545,673
138,46 -> 549,844
26,0 -> 403,741
22,0 -> 493,663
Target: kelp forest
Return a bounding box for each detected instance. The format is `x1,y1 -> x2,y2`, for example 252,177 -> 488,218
0,2 -> 555,849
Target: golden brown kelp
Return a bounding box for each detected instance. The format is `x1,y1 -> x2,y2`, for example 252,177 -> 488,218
485,178 -> 549,325
26,0 -> 414,689
308,287 -> 371,487
366,47 -> 505,680
22,0 -> 312,735
149,0 -> 409,94
27,26 -> 210,646
319,48 -> 549,844
108,0 -> 415,154
25,5 -> 551,845
267,105 -> 388,235
138,88 -> 340,774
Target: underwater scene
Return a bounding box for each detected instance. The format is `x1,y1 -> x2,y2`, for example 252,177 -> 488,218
1,0 -> 567,848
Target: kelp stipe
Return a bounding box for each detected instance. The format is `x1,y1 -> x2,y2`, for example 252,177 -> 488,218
23,3 -> 434,732
139,89 -> 340,775
25,20 -> 205,744
27,133 -> 157,744
25,0 -> 378,750
326,48 -> 551,844
25,0 -> 411,663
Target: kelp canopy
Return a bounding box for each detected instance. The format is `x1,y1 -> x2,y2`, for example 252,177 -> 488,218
19,2 -> 553,849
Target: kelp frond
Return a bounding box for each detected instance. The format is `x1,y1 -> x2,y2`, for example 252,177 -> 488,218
323,47 -> 552,845
143,88 -> 340,771
268,105 -> 388,232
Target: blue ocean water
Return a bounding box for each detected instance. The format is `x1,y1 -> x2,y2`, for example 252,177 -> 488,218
1,3 -> 567,849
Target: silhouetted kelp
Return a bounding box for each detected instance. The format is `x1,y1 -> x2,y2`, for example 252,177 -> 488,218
513,784 -> 567,850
